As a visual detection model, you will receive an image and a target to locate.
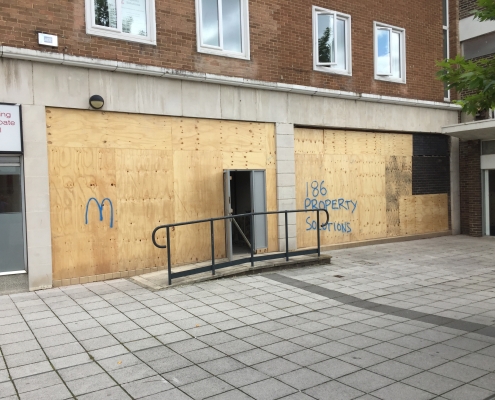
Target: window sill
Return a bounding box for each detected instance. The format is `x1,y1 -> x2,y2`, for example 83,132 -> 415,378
374,75 -> 406,84
198,47 -> 250,61
314,65 -> 352,77
86,28 -> 157,46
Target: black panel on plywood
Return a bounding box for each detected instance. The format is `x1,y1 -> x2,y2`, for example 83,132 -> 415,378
413,134 -> 449,157
412,156 -> 450,195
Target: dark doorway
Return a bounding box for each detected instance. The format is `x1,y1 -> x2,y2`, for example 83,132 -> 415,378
230,171 -> 252,255
489,170 -> 495,236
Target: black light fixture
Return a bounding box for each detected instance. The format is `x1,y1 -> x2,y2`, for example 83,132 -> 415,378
89,94 -> 104,109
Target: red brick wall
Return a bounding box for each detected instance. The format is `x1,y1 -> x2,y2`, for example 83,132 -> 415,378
0,0 -> 451,102
460,0 -> 478,19
459,140 -> 483,236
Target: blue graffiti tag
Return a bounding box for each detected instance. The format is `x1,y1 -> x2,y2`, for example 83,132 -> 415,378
85,197 -> 114,228
304,181 -> 357,234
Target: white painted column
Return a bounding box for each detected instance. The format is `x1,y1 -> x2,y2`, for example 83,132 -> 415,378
450,137 -> 461,235
276,123 -> 297,251
22,105 -> 53,290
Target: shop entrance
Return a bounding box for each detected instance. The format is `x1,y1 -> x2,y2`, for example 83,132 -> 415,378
0,156 -> 26,274
224,170 -> 267,260
483,170 -> 495,236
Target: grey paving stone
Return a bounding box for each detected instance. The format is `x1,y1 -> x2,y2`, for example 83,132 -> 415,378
43,341 -> 85,359
122,375 -> 173,398
469,372 -> 495,391
226,326 -> 263,339
0,369 -> 9,383
162,365 -> 212,386
231,348 -> 278,366
370,382 -> 435,400
89,344 -> 129,361
308,358 -> 361,379
241,378 -> 297,400
145,323 -> 182,336
113,328 -> 151,343
9,360 -> 52,379
58,362 -> 104,382
80,335 -> 120,351
365,342 -> 412,359
367,360 -> 423,381
169,339 -> 209,354
72,327 -> 108,341
77,386 -> 132,400
337,370 -> 395,393
0,380 -> 16,398
18,383 -> 72,400
148,354 -> 193,374
206,389 -> 254,400
66,372 -> 116,396
395,351 -> 449,370
283,349 -> 329,366
65,318 -> 101,332
402,371 -> 464,396
338,350 -> 388,368
212,339 -> 255,356
182,347 -> 225,364
443,337 -> 492,352
278,367 -> 330,390
262,341 -> 305,357
279,393 -> 316,400
135,346 -> 175,363
14,371 -> 61,393
420,344 -> 470,361
312,342 -> 357,357
304,380 -> 364,400
1,340 -> 40,356
198,332 -> 236,346
99,353 -> 141,371
430,361 -> 489,383
454,352 -> 495,371
219,367 -> 269,387
5,349 -> 46,368
442,384 -> 494,400
125,337 -> 162,352
108,362 -> 156,384
199,357 -> 245,375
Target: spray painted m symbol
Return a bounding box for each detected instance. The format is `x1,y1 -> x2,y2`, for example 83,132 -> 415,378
85,197 -> 114,228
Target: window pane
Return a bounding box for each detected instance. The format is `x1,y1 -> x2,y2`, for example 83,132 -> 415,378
376,28 -> 391,75
94,0 -> 117,28
222,0 -> 242,52
317,14 -> 334,63
336,18 -> 346,69
202,0 -> 220,46
0,165 -> 24,273
482,141 -> 495,155
121,0 -> 148,36
390,31 -> 401,78
443,30 -> 448,59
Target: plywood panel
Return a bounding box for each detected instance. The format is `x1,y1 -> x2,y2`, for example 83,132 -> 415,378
173,151 -> 225,265
296,127 -> 447,248
116,149 -> 174,271
46,108 -> 172,150
48,108 -> 277,280
295,128 -> 324,155
399,194 -> 449,236
386,156 -> 412,237
49,147 -> 118,280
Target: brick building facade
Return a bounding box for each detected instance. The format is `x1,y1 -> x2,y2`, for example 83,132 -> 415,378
0,0 -> 460,292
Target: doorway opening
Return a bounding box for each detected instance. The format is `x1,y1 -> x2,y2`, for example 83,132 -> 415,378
224,170 -> 267,260
0,156 -> 26,274
485,170 -> 495,236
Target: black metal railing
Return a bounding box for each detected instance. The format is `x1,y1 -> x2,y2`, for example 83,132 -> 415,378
152,209 -> 329,285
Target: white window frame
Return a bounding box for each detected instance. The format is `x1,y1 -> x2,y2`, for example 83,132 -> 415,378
85,0 -> 156,45
374,22 -> 406,84
195,0 -> 250,60
443,0 -> 450,101
312,6 -> 352,76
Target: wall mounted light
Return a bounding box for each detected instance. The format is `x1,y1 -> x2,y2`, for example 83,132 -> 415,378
89,95 -> 104,110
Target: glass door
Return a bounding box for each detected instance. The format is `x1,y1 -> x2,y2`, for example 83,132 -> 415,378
0,156 -> 26,274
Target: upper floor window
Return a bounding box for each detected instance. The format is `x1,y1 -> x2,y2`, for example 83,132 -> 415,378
312,6 -> 352,76
196,0 -> 250,60
374,22 -> 406,83
85,0 -> 156,45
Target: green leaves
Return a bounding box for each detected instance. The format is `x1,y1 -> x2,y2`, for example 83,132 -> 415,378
473,0 -> 495,21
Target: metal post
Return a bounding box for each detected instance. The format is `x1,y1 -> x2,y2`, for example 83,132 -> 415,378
285,211 -> 289,261
316,210 -> 321,257
250,214 -> 254,267
211,220 -> 215,276
166,227 -> 172,285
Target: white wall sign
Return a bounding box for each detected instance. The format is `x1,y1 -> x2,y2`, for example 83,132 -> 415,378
0,104 -> 22,153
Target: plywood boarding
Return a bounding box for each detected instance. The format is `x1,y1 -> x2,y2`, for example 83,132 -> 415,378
295,129 -> 447,249
47,108 -> 278,280
399,194 -> 449,236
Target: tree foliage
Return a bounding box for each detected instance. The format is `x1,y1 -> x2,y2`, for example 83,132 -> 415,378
437,0 -> 495,115
318,27 -> 332,63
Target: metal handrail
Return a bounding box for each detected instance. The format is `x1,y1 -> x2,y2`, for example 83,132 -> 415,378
152,209 -> 329,285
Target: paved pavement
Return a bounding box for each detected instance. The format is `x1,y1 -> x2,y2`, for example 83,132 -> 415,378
1,235 -> 495,400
